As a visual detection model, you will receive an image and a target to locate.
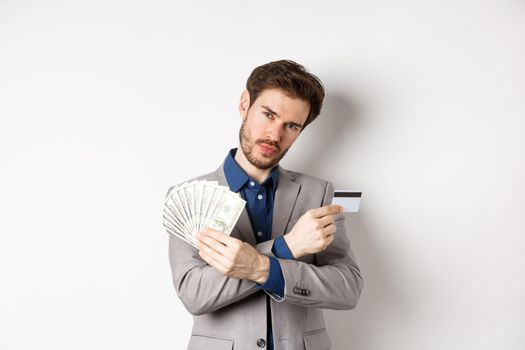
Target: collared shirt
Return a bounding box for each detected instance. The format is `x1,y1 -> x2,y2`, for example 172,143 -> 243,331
223,148 -> 294,350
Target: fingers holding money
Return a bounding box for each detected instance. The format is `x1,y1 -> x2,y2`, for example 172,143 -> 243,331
196,228 -> 235,273
199,227 -> 237,246
196,228 -> 237,262
198,247 -> 225,268
196,227 -> 267,282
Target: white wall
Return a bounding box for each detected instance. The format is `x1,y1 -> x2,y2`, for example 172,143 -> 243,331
1,1 -> 524,349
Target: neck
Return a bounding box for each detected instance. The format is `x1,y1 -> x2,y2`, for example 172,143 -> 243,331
234,145 -> 274,184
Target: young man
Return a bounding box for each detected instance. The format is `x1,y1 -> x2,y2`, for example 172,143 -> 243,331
168,60 -> 363,350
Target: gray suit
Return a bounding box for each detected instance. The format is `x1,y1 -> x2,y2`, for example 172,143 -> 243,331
168,161 -> 363,350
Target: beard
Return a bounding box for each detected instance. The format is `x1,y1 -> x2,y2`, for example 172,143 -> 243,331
238,117 -> 290,170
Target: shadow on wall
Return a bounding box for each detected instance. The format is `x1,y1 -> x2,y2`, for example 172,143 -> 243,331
297,91 -> 410,349
292,91 -> 363,179
324,215 -> 410,349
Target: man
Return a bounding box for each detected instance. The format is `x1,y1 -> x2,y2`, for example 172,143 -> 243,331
168,59 -> 363,350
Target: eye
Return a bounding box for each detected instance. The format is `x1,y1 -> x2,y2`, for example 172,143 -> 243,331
287,123 -> 298,131
263,111 -> 273,118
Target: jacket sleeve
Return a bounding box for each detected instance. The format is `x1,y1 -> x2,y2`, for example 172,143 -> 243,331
255,181 -> 364,309
166,184 -> 263,315
168,233 -> 263,316
169,234 -> 302,315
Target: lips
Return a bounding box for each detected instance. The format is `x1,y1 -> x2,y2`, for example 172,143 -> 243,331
259,143 -> 278,155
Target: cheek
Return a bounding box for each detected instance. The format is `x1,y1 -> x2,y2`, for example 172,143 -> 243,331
252,115 -> 267,128
282,132 -> 300,148
248,118 -> 267,135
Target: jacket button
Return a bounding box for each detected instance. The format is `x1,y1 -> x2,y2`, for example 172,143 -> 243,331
293,287 -> 300,294
256,338 -> 266,347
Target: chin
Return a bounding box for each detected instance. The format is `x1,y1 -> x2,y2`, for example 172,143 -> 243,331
248,155 -> 275,170
258,150 -> 278,160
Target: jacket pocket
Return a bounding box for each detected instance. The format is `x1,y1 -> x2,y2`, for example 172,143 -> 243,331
303,328 -> 332,350
187,333 -> 233,350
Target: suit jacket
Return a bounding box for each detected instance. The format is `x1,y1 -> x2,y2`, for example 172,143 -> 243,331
167,161 -> 363,350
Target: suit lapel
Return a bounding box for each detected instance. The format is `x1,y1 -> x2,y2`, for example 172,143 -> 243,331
272,166 -> 301,239
213,162 -> 301,245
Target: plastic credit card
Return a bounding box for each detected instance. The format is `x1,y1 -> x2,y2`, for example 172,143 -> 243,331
332,191 -> 362,212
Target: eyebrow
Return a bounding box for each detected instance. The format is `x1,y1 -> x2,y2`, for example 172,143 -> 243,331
261,105 -> 304,128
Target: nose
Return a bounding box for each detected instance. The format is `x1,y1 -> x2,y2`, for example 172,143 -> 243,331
266,121 -> 283,143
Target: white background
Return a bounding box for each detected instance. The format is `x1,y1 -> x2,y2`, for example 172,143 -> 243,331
1,1 -> 524,349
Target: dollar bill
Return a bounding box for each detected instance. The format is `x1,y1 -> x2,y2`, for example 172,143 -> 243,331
162,180 -> 246,248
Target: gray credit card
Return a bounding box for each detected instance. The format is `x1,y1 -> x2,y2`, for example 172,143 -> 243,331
332,190 -> 362,212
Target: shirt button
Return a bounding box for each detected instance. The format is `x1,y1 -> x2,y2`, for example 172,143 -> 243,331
257,194 -> 263,200
256,338 -> 266,348
257,231 -> 263,237
249,181 -> 255,186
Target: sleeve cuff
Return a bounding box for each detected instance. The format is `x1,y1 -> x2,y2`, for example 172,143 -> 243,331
256,257 -> 285,297
272,236 -> 294,260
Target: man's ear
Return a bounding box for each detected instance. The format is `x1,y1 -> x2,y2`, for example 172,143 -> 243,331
238,89 -> 250,119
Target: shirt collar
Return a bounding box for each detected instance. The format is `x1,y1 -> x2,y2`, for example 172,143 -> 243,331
223,148 -> 279,193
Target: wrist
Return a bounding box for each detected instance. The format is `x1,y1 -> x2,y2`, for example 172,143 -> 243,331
253,254 -> 270,284
283,234 -> 301,259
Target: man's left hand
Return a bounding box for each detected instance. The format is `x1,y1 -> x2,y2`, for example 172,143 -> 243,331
196,228 -> 270,284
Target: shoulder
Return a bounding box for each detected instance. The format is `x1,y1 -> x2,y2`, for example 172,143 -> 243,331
279,166 -> 333,193
186,169 -> 219,183
165,167 -> 221,198
278,166 -> 335,208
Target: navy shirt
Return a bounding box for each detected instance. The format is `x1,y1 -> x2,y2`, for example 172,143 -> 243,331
223,148 -> 294,350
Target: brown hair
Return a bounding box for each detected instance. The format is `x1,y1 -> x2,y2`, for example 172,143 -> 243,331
245,59 -> 325,130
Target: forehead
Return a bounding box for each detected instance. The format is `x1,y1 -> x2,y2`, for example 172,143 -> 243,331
252,88 -> 310,123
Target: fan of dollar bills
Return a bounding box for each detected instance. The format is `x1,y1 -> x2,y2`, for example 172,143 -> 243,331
162,180 -> 246,248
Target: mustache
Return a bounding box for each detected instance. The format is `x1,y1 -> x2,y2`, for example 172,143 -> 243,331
256,139 -> 281,151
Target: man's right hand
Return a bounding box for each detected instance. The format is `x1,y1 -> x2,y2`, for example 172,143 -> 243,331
283,204 -> 343,259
